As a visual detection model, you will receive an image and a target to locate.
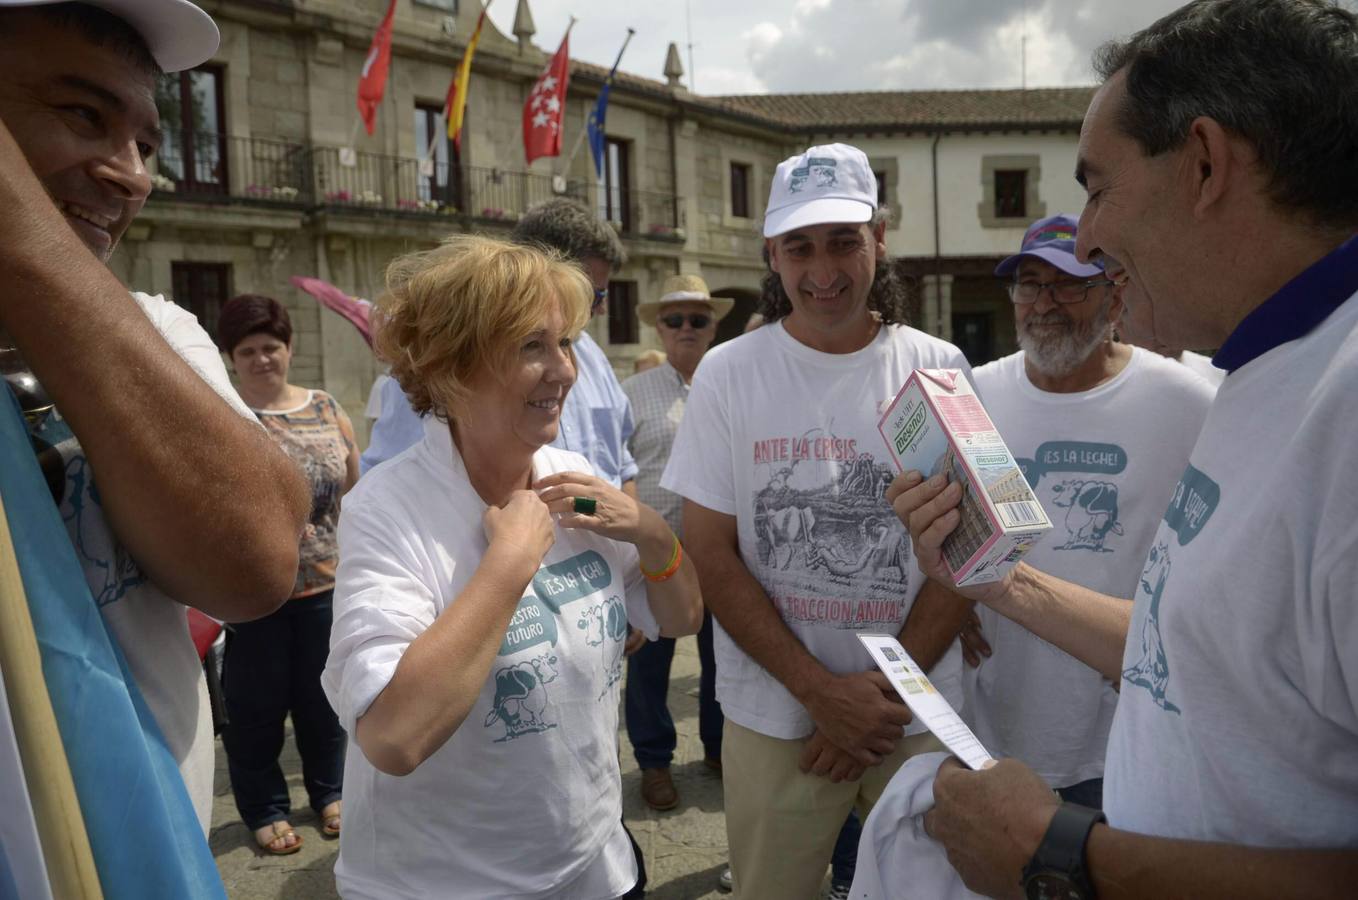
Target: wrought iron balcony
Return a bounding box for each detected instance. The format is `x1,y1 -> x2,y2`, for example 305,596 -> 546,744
151,133 -> 311,204
149,133 -> 685,240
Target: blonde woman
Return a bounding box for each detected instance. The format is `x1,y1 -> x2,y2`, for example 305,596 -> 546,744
322,235 -> 702,899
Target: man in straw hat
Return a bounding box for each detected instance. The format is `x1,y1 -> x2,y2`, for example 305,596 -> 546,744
0,0 -> 309,832
621,274 -> 732,812
661,143 -> 973,899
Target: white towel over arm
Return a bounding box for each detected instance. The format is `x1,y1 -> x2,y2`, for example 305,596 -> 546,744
850,752 -> 987,900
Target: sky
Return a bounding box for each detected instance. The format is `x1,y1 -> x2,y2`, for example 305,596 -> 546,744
480,0 -> 1209,95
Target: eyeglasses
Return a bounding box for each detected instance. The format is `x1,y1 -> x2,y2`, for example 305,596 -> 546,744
1008,278 -> 1117,305
658,313 -> 713,330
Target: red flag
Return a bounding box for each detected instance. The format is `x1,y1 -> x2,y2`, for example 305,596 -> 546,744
523,28 -> 571,165
356,0 -> 399,136
290,276 -> 374,347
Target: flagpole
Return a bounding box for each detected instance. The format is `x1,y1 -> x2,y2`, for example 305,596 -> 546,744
428,1 -> 501,164
560,26 -> 634,176
0,495 -> 103,899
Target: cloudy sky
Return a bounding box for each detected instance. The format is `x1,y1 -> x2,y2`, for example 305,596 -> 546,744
482,0 -> 1269,95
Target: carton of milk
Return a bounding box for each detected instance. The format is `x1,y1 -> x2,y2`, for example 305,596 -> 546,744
877,369 -> 1051,586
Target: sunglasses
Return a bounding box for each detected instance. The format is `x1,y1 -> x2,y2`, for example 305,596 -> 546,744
658,313 -> 713,330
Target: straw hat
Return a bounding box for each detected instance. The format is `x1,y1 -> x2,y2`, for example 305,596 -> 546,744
637,275 -> 735,327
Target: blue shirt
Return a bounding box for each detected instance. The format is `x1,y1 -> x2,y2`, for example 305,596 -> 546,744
551,331 -> 638,487
359,377 -> 425,474
358,332 -> 638,485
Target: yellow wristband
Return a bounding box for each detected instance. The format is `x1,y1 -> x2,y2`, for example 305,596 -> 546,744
641,535 -> 683,582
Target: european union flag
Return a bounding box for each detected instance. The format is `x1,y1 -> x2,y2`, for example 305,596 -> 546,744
589,29 -> 634,181
587,83 -> 612,180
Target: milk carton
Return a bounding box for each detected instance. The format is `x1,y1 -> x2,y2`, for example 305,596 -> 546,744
877,369 -> 1050,586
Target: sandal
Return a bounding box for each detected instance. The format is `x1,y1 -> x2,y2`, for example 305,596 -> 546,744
255,821 -> 303,856
320,801 -> 341,838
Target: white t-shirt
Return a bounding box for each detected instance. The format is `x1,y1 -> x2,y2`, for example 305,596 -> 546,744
966,349 -> 1215,788
29,292 -> 253,831
323,418 -> 660,900
851,751 -> 985,900
1104,292 -> 1358,844
1178,350 -> 1226,387
660,321 -> 970,739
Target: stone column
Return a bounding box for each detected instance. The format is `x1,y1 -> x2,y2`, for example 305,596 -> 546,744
921,273 -> 955,341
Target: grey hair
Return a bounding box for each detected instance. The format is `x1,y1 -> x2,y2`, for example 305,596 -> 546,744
1093,0 -> 1358,230
510,197 -> 628,271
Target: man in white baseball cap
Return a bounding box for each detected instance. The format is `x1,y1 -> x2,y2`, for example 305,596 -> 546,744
661,143 -> 974,898
0,0 -> 309,839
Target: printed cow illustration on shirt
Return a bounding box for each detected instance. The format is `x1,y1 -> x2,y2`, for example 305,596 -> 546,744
1123,540 -> 1180,714
1050,479 -> 1124,552
758,499 -> 817,570
484,652 -> 560,742
577,594 -> 628,699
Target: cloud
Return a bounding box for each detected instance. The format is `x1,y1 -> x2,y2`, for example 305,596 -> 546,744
492,0 -> 1358,95
733,0 -> 1194,93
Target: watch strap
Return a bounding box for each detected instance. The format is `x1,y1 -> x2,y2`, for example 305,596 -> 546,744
1022,802 -> 1105,898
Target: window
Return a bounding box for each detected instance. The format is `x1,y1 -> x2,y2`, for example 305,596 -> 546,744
874,170 -> 888,208
599,138 -> 632,233
607,280 -> 638,345
172,263 -> 232,342
415,102 -> 463,209
994,170 -> 1027,219
951,312 -> 994,366
730,162 -> 751,219
156,66 -> 227,194
978,155 -> 1045,227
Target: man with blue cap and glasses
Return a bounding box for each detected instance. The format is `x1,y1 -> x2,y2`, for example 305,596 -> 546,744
956,214 -> 1214,813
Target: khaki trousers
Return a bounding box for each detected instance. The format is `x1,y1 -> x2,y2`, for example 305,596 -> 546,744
722,720 -> 944,900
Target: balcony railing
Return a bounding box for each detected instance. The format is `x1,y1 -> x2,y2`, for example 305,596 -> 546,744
152,133 -> 311,204
150,133 -> 684,240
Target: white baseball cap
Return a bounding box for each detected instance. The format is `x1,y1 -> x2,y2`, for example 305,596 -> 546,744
763,143 -> 878,238
0,0 -> 220,72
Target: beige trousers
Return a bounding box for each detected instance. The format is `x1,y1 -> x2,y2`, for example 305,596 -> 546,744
722,720 -> 944,900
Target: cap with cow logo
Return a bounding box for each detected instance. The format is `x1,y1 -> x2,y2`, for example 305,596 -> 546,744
763,143 -> 879,238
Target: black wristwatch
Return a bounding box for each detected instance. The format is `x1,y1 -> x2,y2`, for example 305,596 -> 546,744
1020,802 -> 1105,900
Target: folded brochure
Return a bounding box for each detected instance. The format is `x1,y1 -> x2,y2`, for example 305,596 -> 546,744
857,633 -> 994,771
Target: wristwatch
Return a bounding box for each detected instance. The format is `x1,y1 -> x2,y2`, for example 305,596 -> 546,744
1020,802 -> 1105,900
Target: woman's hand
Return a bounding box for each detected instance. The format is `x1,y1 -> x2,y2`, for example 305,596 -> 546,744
482,490 -> 555,581
535,471 -> 656,546
535,471 -> 676,573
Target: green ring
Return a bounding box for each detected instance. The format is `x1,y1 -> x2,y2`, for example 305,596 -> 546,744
573,496 -> 598,515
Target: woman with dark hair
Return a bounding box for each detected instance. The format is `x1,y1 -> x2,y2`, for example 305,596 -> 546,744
217,293 -> 358,855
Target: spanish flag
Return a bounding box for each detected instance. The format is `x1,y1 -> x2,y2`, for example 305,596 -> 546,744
445,1 -> 494,149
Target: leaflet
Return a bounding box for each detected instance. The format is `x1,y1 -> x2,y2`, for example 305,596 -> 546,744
857,633 -> 994,771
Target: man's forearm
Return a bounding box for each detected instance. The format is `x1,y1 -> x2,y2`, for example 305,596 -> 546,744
898,578 -> 971,672
0,122 -> 308,620
987,564 -> 1131,680
1088,827 -> 1358,900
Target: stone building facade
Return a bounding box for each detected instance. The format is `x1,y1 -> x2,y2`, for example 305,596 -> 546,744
108,0 -> 1093,445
